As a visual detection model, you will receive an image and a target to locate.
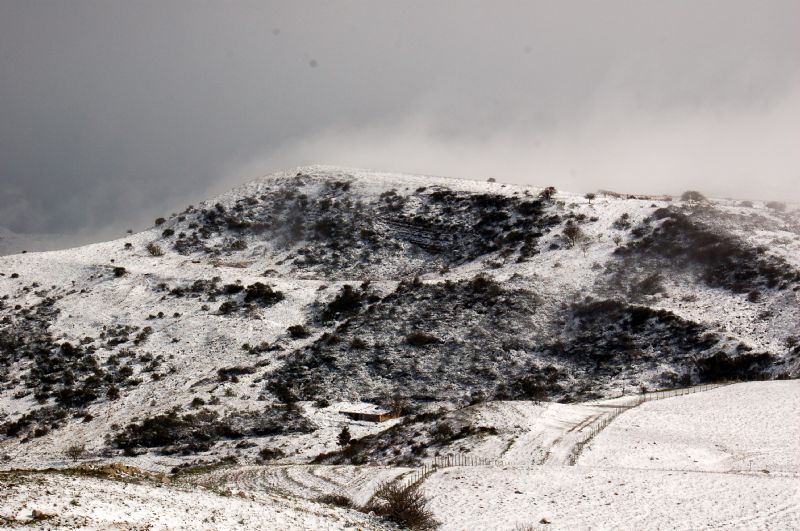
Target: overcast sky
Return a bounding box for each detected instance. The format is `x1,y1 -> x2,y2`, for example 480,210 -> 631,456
1,0 -> 798,249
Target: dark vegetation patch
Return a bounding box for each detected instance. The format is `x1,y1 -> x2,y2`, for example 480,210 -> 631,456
614,207 -> 798,293
545,299 -> 768,389
287,324 -> 310,339
694,351 -> 775,382
365,480 -> 438,530
110,407 -> 315,455
267,274 -> 551,404
0,293 -> 159,439
313,410 -> 500,466
155,276 -> 284,315
161,174 -> 567,278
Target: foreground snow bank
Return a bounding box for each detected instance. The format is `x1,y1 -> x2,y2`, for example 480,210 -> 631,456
424,465 -> 800,530
0,470 -> 389,530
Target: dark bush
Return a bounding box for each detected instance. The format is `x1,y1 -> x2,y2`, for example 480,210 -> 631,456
350,337 -> 368,349
405,331 -> 441,347
539,186 -> 556,200
258,447 -> 286,461
338,425 -> 352,446
218,301 -> 237,315
243,282 -> 284,306
316,493 -> 355,509
218,366 -> 256,381
695,352 -> 773,382
322,285 -> 364,321
680,190 -> 707,202
287,324 -> 310,339
366,480 -> 438,530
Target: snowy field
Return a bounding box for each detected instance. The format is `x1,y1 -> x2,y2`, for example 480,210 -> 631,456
424,381 -> 800,530
425,465 -> 798,530
1,381 -> 798,529
580,380 -> 800,474
186,382 -> 800,529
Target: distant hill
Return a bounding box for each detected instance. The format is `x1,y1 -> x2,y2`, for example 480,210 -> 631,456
1,165 -> 798,469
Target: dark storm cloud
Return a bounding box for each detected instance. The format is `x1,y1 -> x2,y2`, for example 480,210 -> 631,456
1,1 -> 799,249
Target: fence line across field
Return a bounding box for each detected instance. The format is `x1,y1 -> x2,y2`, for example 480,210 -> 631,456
413,382 -> 728,474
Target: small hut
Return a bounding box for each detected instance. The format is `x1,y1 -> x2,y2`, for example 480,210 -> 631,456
339,404 -> 399,423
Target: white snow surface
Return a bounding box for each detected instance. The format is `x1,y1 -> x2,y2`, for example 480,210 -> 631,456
580,380 -> 800,474
0,470 -> 390,529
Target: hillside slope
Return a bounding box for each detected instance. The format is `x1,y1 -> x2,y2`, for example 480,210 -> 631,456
1,165 -> 798,469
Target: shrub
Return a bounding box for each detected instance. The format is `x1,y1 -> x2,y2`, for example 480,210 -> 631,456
106,385 -> 120,400
218,366 -> 256,381
539,186 -> 556,200
316,493 -> 355,509
224,284 -> 244,295
243,282 -> 284,306
146,243 -> 164,257
112,266 -> 127,277
287,325 -> 310,339
350,337 -> 368,349
695,351 -> 773,382
65,444 -> 86,462
229,239 -> 247,250
766,201 -> 786,212
366,480 -> 438,530
612,212 -> 631,230
562,225 -> 584,248
680,190 -> 707,202
405,331 -> 441,347
162,228 -> 175,238
258,447 -> 286,461
314,397 -> 330,408
218,301 -> 237,315
154,217 -> 166,226
432,422 -> 454,442
322,285 -> 364,321
338,426 -> 352,447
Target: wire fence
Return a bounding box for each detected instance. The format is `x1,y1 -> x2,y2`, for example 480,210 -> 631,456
408,382 -> 730,476
566,382 -> 728,464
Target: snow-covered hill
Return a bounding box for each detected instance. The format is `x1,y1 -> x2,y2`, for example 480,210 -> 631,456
1,165 -> 798,471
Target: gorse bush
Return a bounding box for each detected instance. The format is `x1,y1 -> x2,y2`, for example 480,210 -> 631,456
316,493 -> 355,509
365,480 -> 438,530
243,282 -> 284,306
680,190 -> 707,202
322,284 -> 367,321
405,331 -> 441,347
287,324 -> 310,339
